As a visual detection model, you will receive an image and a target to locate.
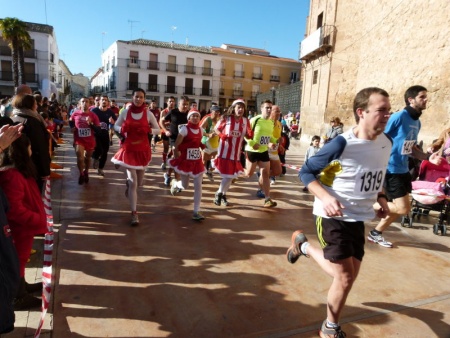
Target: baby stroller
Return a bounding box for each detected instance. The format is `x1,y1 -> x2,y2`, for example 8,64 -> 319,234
400,160 -> 450,235
289,124 -> 301,139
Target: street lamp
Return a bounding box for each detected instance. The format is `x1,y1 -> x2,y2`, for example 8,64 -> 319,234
270,86 -> 276,104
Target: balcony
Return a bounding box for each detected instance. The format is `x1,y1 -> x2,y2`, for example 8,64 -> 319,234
299,25 -> 336,61
147,61 -> 160,70
0,71 -> 13,81
202,67 -> 213,76
233,90 -> 243,97
24,49 -> 37,58
147,84 -> 159,92
165,63 -> 178,72
270,75 -> 280,82
200,88 -> 212,96
184,65 -> 196,74
164,85 -> 178,94
183,86 -> 195,95
233,71 -> 245,78
252,73 -> 263,80
127,59 -> 140,68
24,73 -> 39,83
127,81 -> 142,90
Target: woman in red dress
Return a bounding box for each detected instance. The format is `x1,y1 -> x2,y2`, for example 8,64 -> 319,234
212,99 -> 252,206
111,88 -> 160,226
169,110 -> 206,220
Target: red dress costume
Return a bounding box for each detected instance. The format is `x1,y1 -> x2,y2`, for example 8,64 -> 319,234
111,104 -> 151,170
169,123 -> 205,178
0,168 -> 46,277
71,110 -> 100,151
214,115 -> 252,178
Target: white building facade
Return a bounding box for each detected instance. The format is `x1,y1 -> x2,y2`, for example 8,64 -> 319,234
0,21 -> 72,101
94,39 -> 222,111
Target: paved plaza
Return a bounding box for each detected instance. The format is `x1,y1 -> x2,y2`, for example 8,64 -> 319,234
6,128 -> 450,338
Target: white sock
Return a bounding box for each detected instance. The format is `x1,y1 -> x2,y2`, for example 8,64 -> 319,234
300,242 -> 310,255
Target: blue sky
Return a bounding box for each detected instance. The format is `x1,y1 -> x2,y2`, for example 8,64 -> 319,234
1,0 -> 309,78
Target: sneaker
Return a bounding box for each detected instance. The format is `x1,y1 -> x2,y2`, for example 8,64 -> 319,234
286,230 -> 309,264
93,158 -> 99,169
114,164 -> 120,169
161,162 -> 166,171
222,194 -> 229,206
264,198 -> 277,208
130,212 -> 139,226
206,171 -> 214,182
84,170 -> 89,183
256,189 -> 265,199
192,212 -> 205,221
78,174 -> 84,185
302,187 -> 309,192
270,176 -> 276,185
170,180 -> 181,196
214,191 -> 222,206
98,168 -> 105,176
319,320 -> 347,338
13,294 -> 41,311
367,231 -> 393,248
164,173 -> 171,186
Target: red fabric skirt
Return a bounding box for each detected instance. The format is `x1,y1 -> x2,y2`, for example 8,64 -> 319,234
213,158 -> 244,178
111,148 -> 151,170
169,158 -> 205,178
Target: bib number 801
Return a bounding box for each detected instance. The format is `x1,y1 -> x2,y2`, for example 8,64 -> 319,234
359,170 -> 383,192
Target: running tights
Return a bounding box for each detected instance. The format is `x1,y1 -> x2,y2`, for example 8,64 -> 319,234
126,169 -> 145,212
176,174 -> 202,213
218,177 -> 233,194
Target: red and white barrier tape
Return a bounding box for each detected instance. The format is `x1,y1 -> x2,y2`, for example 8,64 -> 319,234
34,179 -> 53,338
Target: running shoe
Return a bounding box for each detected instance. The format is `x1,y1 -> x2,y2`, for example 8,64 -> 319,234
161,162 -> 166,171
264,198 -> 277,208
214,191 -> 222,206
78,174 -> 84,185
319,320 -> 347,338
192,212 -> 205,221
222,194 -> 229,206
170,180 -> 181,196
256,189 -> 265,198
367,231 -> 393,248
164,173 -> 171,186
286,230 -> 309,264
270,176 -> 276,185
130,212 -> 139,226
98,168 -> 105,176
93,158 -> 99,169
206,171 -> 214,182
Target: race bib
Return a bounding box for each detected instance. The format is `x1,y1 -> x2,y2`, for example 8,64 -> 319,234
187,148 -> 201,160
401,140 -> 415,155
355,168 -> 385,196
259,136 -> 270,145
78,128 -> 91,137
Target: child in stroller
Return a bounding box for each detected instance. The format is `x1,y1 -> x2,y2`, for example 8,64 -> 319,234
401,160 -> 450,235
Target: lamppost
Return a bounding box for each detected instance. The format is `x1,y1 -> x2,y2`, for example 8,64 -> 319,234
270,86 -> 276,104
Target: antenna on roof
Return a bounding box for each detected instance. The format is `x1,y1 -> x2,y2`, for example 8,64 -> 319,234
171,26 -> 177,43
127,20 -> 140,40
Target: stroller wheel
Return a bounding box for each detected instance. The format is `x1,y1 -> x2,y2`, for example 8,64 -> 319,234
442,225 -> 447,236
433,224 -> 440,235
401,216 -> 408,227
408,217 -> 413,228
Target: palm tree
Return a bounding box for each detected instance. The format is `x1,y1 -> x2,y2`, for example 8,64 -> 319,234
0,17 -> 32,87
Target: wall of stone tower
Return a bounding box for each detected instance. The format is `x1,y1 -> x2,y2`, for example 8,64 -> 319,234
301,0 -> 450,146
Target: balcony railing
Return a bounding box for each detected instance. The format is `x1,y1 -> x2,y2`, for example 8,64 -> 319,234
24,73 -> 39,83
200,88 -> 212,96
252,73 -> 263,80
127,81 -> 142,90
270,75 -> 280,82
233,90 -> 244,97
299,24 -> 336,61
0,71 -> 13,81
147,84 -> 159,92
202,67 -> 213,76
184,65 -> 196,74
251,91 -> 260,99
164,85 -> 178,94
165,63 -> 178,72
147,61 -> 160,70
24,49 -> 37,58
183,87 -> 195,95
233,71 -> 245,78
127,59 -> 140,67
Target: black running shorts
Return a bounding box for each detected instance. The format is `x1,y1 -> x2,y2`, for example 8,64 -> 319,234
246,150 -> 270,163
314,216 -> 365,261
384,172 -> 412,200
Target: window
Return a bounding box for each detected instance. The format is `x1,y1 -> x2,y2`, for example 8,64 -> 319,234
203,60 -> 212,76
313,70 -> 318,84
166,76 -> 176,93
185,57 -> 195,74
290,71 -> 298,83
270,69 -> 280,82
50,53 -> 54,63
148,74 -> 158,92
149,53 -> 158,70
185,78 -> 194,95
24,62 -> 36,82
0,60 -> 12,80
317,12 -> 323,29
234,63 -> 244,78
253,66 -> 262,80
130,50 -> 139,64
252,84 -> 260,98
201,80 -> 210,96
233,83 -> 243,97
128,72 -> 138,90
167,55 -> 177,72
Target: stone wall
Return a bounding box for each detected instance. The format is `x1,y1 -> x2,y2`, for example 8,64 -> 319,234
300,0 -> 450,147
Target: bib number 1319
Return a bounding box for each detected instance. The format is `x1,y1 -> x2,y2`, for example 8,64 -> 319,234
358,170 -> 384,193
